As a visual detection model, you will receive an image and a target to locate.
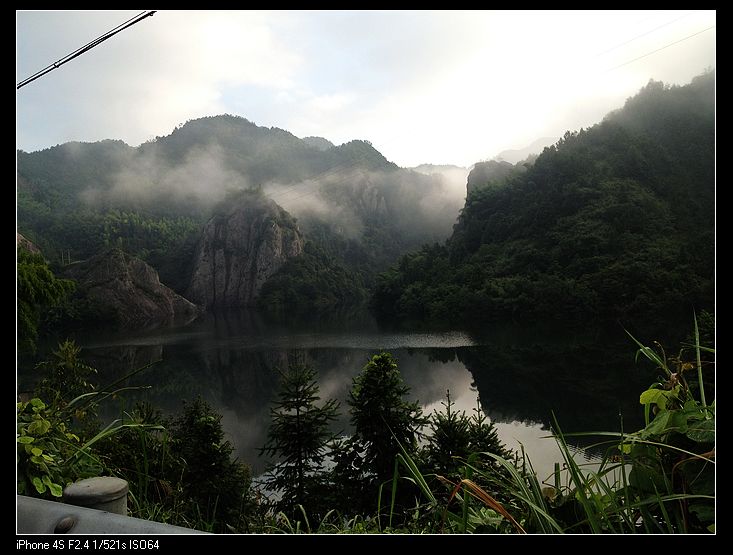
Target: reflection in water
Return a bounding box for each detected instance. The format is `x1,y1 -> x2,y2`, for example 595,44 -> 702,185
52,311 -> 659,480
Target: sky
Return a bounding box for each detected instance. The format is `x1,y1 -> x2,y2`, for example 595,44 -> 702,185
16,10 -> 716,168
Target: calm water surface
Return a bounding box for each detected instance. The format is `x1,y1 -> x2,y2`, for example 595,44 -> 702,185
50,310 -> 656,481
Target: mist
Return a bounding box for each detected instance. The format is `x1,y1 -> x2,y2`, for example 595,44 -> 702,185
97,158 -> 466,249
71,116 -> 472,252
264,164 -> 467,247
77,143 -> 249,209
20,113 -> 480,296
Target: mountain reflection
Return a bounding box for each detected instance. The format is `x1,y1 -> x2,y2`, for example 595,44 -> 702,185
67,311 -> 660,475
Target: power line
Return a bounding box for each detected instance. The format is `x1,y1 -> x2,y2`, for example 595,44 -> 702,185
592,11 -> 697,59
605,25 -> 715,72
17,10 -> 156,90
17,10 -> 155,89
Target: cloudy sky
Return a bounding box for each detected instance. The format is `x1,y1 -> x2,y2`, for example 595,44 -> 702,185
16,10 -> 715,167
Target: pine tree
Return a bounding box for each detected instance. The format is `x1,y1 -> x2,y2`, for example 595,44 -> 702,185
424,390 -> 472,478
468,402 -> 513,460
347,352 -> 427,485
261,364 -> 339,518
423,393 -> 513,488
171,398 -> 252,532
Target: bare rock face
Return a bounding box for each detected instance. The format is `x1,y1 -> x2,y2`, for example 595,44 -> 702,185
466,160 -> 516,195
187,192 -> 304,309
62,249 -> 199,330
16,232 -> 41,254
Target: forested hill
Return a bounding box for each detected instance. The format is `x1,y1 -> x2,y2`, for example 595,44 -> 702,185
17,116 -> 396,217
17,115 -> 466,306
373,71 -> 715,327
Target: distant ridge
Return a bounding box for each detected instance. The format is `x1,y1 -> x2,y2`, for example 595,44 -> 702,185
493,136 -> 558,164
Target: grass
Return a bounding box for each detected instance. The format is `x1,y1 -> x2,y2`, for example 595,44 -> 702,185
22,318 -> 713,534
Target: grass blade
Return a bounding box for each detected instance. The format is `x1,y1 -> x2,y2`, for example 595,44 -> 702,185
693,311 -> 708,410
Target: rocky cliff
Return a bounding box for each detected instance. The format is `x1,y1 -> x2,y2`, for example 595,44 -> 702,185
16,232 -> 41,254
187,192 -> 304,309
62,249 -> 199,329
465,160 -> 517,195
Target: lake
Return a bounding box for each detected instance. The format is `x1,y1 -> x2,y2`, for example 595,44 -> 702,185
36,310 -> 659,483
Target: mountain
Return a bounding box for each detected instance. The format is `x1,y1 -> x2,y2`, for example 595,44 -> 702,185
17,117 -> 396,217
492,136 -> 558,164
302,136 -> 335,151
410,163 -> 469,180
373,71 -> 715,327
187,191 -> 304,309
16,232 -> 40,254
17,115 -> 467,311
61,248 -> 199,330
410,164 -> 470,201
465,160 -> 524,195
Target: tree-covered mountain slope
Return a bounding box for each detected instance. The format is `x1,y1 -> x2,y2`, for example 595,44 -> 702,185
17,115 -> 466,308
373,71 -> 715,326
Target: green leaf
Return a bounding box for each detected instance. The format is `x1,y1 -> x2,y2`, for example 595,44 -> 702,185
628,461 -> 665,493
41,475 -> 63,497
641,410 -> 689,438
639,388 -> 675,411
680,407 -> 706,423
17,436 -> 34,444
47,481 -> 63,497
30,398 -> 46,410
30,447 -> 43,457
32,476 -> 46,494
639,388 -> 665,405
685,419 -> 715,443
27,419 -> 51,436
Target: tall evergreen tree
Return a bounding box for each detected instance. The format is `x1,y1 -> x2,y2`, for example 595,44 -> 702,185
467,402 -> 513,461
171,398 -> 252,532
261,364 -> 339,519
424,390 -> 472,479
347,352 -> 427,485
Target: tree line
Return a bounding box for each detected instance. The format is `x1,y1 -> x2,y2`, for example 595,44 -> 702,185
373,71 -> 714,328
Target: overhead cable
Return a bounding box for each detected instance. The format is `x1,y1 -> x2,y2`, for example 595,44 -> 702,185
17,10 -> 156,89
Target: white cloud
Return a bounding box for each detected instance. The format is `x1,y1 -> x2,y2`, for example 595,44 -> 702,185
17,10 -> 303,147
319,10 -> 715,165
17,10 -> 715,166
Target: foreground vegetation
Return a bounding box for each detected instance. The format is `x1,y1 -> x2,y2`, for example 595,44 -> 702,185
17,316 -> 714,533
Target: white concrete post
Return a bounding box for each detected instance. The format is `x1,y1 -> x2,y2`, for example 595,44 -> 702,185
63,477 -> 129,515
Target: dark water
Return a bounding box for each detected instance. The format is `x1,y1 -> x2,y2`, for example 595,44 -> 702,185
27,310 -> 660,481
